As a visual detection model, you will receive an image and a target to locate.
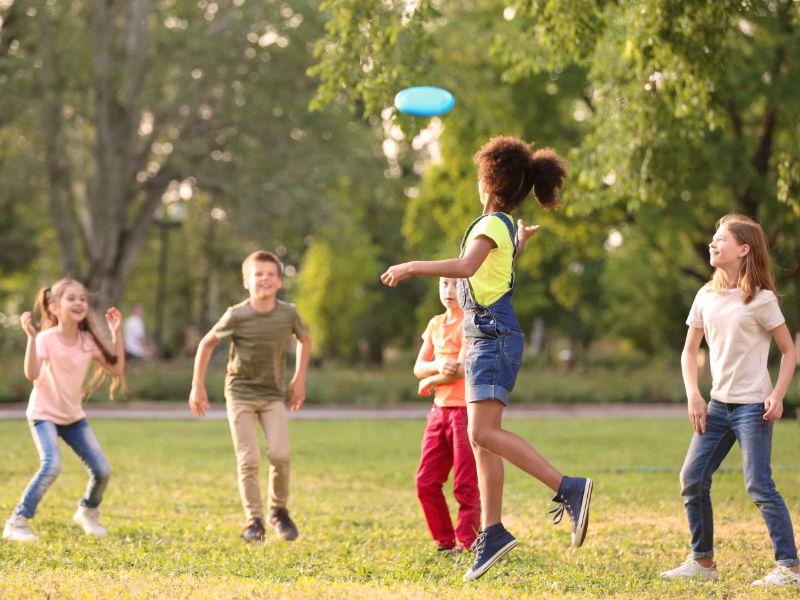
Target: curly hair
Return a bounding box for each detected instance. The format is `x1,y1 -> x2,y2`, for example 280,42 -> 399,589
473,136 -> 568,213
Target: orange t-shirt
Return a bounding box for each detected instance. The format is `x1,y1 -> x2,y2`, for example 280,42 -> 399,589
421,311 -> 466,407
26,329 -> 101,424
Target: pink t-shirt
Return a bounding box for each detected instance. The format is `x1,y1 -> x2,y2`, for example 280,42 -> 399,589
27,328 -> 101,424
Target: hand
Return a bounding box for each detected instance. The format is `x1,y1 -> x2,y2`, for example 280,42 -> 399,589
418,378 -> 434,396
516,219 -> 541,252
687,392 -> 708,434
763,395 -> 784,421
20,311 -> 37,338
288,379 -> 306,411
105,307 -> 122,335
380,263 -> 413,287
436,358 -> 459,376
189,386 -> 209,418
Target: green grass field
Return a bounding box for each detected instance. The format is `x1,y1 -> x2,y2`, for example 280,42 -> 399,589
1,417 -> 799,599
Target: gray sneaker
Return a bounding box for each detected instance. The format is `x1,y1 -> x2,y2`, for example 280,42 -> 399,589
660,555 -> 719,581
73,507 -> 108,537
752,566 -> 800,587
3,514 -> 39,542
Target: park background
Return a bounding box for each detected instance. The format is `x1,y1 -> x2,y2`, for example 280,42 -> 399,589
0,0 -> 798,408
1,2 -> 800,598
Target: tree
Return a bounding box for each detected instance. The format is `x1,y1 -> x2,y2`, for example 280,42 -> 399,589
312,0 -> 800,353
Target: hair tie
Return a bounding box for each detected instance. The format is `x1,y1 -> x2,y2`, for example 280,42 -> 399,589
511,170 -> 527,199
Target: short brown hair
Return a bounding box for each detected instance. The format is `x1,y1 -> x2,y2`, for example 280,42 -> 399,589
242,250 -> 284,278
474,135 -> 568,213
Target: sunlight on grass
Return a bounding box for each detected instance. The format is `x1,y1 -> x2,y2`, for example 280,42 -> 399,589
1,418 -> 798,598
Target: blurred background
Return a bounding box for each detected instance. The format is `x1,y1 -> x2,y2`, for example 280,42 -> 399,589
0,0 -> 797,407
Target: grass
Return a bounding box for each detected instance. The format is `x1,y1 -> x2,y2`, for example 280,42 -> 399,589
0,417 -> 799,599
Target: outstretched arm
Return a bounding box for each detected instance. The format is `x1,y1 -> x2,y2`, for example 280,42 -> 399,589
381,237 -> 494,286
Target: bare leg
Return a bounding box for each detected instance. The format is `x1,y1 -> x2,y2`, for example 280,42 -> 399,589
467,400 -> 563,525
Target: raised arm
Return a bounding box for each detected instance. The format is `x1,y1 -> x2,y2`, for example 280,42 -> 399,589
94,307 -> 125,377
189,330 -> 221,418
514,218 -> 541,261
763,323 -> 798,421
681,326 -> 707,434
21,312 -> 41,381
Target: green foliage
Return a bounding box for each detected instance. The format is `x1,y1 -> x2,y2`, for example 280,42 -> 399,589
1,418 -> 799,597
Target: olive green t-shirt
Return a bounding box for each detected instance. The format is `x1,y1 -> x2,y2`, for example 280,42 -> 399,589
212,299 -> 307,402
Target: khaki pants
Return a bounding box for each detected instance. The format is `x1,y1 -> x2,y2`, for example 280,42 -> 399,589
226,398 -> 290,522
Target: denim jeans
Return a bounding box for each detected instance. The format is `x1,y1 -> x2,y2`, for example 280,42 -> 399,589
679,400 -> 799,566
15,419 -> 111,519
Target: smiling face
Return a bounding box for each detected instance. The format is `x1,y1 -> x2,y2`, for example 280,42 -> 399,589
51,282 -> 89,325
438,277 -> 458,309
709,223 -> 749,270
244,259 -> 282,300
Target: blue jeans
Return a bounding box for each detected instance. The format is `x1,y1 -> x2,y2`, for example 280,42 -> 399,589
15,419 -> 111,519
679,400 -> 798,566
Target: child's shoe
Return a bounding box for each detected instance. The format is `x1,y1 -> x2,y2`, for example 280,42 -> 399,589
437,545 -> 463,557
241,517 -> 266,542
463,524 -> 517,581
752,566 -> 800,586
268,508 -> 299,541
660,555 -> 718,581
73,506 -> 108,537
2,514 -> 38,542
549,475 -> 593,547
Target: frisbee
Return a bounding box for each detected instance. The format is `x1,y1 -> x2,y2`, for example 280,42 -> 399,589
394,86 -> 455,117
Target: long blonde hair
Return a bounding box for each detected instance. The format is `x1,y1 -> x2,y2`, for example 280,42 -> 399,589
709,214 -> 776,304
32,278 -> 126,399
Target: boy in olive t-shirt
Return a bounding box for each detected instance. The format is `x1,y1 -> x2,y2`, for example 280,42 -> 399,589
189,250 -> 312,542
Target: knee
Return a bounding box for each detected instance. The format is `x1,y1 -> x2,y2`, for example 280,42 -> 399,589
468,424 -> 492,451
267,450 -> 290,468
416,472 -> 441,497
39,457 -> 61,481
745,478 -> 776,504
679,468 -> 705,500
93,461 -> 111,485
236,453 -> 260,475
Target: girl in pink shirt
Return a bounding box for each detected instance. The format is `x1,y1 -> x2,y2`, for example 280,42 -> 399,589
3,279 -> 125,543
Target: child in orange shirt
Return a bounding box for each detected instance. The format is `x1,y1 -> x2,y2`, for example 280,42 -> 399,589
414,277 -> 480,555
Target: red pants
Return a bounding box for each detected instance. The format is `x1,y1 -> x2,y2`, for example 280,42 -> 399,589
416,405 -> 480,549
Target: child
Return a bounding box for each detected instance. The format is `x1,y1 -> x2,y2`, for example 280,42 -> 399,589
661,214 -> 799,586
382,136 -> 593,581
3,279 -> 124,542
414,277 -> 480,555
189,250 -> 311,543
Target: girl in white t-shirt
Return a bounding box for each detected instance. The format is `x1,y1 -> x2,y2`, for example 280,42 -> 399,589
2,279 -> 125,542
661,214 -> 799,587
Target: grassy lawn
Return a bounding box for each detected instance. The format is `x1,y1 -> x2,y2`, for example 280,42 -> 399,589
1,417 -> 799,598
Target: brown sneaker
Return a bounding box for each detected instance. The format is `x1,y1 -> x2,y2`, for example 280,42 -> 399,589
241,517 -> 266,542
268,508 -> 299,541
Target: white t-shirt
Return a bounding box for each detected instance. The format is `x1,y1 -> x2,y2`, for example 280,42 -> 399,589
687,286 -> 785,404
123,314 -> 147,357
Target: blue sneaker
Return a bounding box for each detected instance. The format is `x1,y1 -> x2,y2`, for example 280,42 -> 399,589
548,476 -> 593,548
462,524 -> 518,581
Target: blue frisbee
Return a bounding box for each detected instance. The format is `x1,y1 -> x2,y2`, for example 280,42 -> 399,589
394,86 -> 455,117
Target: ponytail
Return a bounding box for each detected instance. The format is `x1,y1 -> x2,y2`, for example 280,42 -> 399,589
528,148 -> 567,209
34,278 -> 126,400
474,135 -> 568,213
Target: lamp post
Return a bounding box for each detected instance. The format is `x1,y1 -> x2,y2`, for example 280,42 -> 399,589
153,199 -> 187,357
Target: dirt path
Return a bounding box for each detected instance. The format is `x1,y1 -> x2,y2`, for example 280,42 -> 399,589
0,402 -> 688,421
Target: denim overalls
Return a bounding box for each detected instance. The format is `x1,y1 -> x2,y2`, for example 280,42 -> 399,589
457,212 -> 524,405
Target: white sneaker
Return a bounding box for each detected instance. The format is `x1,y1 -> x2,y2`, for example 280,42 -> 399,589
2,514 -> 39,542
660,555 -> 718,581
72,507 -> 108,537
752,566 -> 800,587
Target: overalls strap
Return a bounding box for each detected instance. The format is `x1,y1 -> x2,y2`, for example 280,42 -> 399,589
459,212 -> 517,295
